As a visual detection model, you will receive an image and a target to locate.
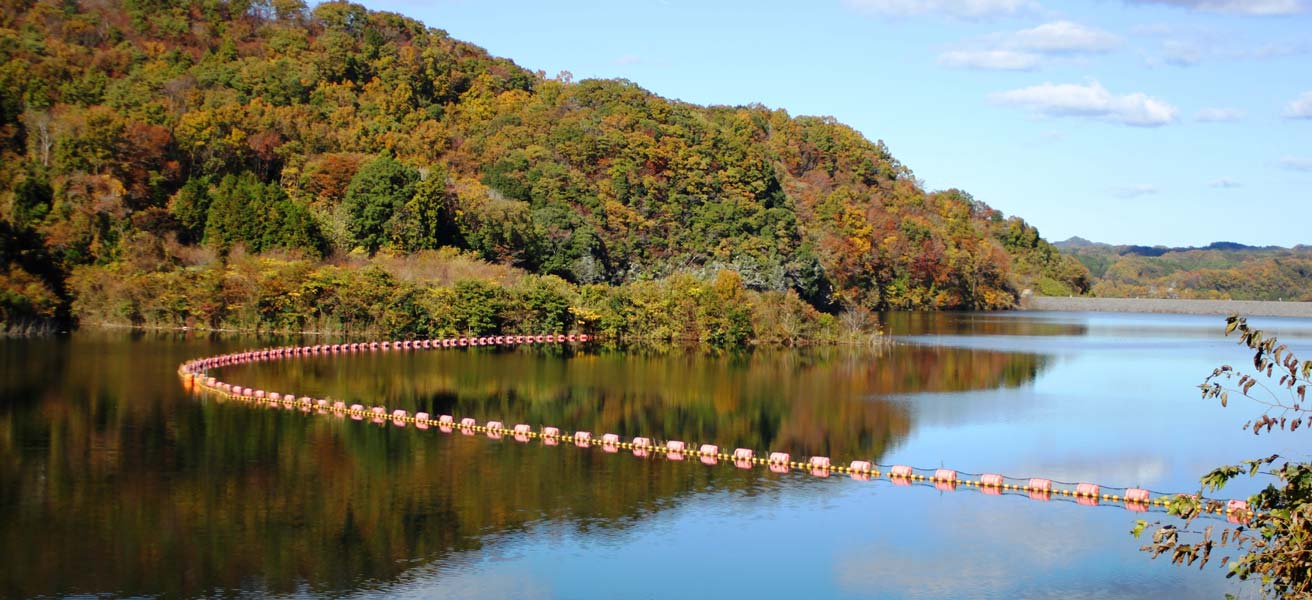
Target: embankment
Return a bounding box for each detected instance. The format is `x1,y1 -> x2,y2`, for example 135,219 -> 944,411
1023,296 -> 1312,318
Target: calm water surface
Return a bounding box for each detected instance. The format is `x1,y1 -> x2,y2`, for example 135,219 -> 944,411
3,311 -> 1311,598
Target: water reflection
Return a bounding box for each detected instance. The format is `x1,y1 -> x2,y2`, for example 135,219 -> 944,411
881,311 -> 1091,337
0,334 -> 1047,597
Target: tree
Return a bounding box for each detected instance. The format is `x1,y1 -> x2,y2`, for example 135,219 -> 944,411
387,166 -> 458,252
1134,315 -> 1312,599
343,155 -> 418,254
202,172 -> 327,257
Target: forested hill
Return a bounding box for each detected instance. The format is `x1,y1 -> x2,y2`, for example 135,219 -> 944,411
1055,238 -> 1312,301
0,0 -> 1088,334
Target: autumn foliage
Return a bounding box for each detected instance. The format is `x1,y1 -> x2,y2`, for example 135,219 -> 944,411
0,0 -> 1088,334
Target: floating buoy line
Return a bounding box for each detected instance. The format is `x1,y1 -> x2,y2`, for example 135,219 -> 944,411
178,334 -> 1252,523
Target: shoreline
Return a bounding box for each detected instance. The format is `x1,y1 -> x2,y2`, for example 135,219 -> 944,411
1022,296 -> 1312,318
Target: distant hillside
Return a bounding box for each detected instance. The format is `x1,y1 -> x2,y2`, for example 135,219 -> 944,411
0,0 -> 1089,334
1053,238 -> 1312,302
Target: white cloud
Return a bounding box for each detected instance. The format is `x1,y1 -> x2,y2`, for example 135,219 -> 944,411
991,81 -> 1177,126
938,49 -> 1040,70
1284,91 -> 1312,119
1112,184 -> 1159,198
939,21 -> 1118,71
1281,157 -> 1312,171
1010,21 -> 1120,53
1209,178 -> 1241,188
842,0 -> 1033,18
1124,0 -> 1305,15
1195,107 -> 1244,122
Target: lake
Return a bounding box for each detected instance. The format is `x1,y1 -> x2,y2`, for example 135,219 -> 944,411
3,311 -> 1310,599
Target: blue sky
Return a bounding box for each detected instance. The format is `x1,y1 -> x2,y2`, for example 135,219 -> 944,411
360,0 -> 1310,247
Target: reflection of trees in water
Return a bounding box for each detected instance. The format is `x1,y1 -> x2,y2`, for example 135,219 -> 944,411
880,311 -> 1090,337
0,336 -> 1047,597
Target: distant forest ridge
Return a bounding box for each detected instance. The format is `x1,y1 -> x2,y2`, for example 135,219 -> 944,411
0,0 -> 1093,337
1055,237 -> 1309,256
1054,238 -> 1312,302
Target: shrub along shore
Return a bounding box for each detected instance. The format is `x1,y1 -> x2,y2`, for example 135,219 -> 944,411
67,248 -> 857,346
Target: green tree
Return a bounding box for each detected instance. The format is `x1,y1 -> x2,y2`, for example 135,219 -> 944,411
344,155 -> 419,254
388,166 -> 457,252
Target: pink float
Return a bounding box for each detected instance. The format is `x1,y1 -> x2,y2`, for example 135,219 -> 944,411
890,465 -> 913,478
574,431 -> 592,447
934,469 -> 957,482
850,460 -> 872,481
980,473 -> 1004,487
700,445 -> 719,466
